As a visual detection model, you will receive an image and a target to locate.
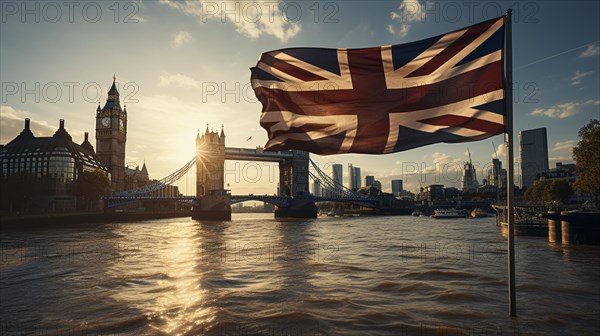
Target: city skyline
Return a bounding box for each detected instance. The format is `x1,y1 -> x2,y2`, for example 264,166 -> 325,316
2,1 -> 598,194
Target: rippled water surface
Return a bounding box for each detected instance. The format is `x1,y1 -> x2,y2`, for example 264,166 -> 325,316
1,214 -> 599,335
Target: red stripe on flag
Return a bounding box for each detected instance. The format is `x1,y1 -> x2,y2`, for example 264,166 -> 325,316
420,114 -> 504,133
347,47 -> 390,153
406,19 -> 497,78
267,123 -> 336,140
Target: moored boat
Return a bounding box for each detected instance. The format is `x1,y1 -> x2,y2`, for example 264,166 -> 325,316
431,208 -> 468,219
412,210 -> 422,216
470,208 -> 489,218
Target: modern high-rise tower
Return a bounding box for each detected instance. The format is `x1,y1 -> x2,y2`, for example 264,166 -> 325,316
489,158 -> 503,188
461,148 -> 479,191
331,164 -> 343,190
348,164 -> 361,190
391,179 -> 403,196
520,128 -> 549,188
96,76 -> 127,191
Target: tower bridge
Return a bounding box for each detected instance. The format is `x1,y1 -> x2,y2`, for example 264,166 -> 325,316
194,125 -> 312,219
103,125 -> 412,220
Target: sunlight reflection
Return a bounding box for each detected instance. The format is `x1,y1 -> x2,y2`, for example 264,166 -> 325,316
106,220 -> 214,335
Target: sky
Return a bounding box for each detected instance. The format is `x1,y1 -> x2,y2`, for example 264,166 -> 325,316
1,0 -> 599,195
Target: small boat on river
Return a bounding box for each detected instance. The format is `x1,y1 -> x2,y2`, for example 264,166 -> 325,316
470,208 -> 489,218
431,208 -> 468,219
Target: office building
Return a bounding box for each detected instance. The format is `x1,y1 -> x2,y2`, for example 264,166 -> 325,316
489,158 -> 502,188
461,150 -> 479,191
331,164 -> 343,190
520,128 -> 549,188
486,158 -> 507,190
348,164 -> 361,190
391,179 -> 403,196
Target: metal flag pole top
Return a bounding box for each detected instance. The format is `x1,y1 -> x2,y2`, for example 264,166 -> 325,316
504,8 -> 517,317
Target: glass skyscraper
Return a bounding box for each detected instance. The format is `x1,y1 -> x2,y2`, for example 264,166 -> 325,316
331,164 -> 343,191
519,128 -> 549,188
391,179 -> 403,196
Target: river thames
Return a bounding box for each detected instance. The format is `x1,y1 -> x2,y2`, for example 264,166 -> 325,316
1,214 -> 599,335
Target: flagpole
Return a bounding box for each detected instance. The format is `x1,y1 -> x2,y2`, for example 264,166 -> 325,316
505,8 -> 517,317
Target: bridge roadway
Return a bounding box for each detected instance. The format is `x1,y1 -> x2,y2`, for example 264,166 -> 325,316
225,147 -> 293,162
104,194 -> 379,209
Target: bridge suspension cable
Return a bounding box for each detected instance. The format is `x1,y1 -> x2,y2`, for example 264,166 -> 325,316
308,159 -> 369,199
113,157 -> 197,196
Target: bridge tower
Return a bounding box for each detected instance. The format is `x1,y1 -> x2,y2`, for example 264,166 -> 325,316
193,124 -> 230,220
195,125 -> 225,195
278,150 -> 310,196
275,150 -> 317,218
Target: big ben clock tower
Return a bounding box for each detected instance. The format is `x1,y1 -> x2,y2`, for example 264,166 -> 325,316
96,75 -> 127,191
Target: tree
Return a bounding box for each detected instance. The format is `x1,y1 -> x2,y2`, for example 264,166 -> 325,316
76,169 -> 109,210
543,180 -> 573,205
524,181 -> 546,203
573,119 -> 600,206
0,172 -> 42,213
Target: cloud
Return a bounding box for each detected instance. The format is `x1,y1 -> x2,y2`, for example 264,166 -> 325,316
580,43 -> 600,58
172,31 -> 192,48
160,0 -> 301,42
158,73 -> 200,88
388,0 -> 428,38
532,103 -> 580,119
552,140 -> 577,153
387,24 -> 395,35
410,152 -> 464,187
490,143 -> 506,158
125,0 -> 146,22
132,14 -> 146,23
0,105 -> 81,144
431,152 -> 451,164
549,155 -> 573,163
530,100 -> 600,119
570,70 -> 593,85
428,152 -> 463,173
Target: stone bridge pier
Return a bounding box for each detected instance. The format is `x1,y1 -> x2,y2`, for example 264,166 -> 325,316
275,150 -> 317,218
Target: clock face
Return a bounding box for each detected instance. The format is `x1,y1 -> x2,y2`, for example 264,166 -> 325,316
119,119 -> 125,132
101,117 -> 110,128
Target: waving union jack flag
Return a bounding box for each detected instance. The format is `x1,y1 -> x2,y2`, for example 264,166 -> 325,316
251,16 -> 506,155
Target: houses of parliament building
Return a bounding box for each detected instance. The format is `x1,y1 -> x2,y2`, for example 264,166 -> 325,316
0,76 -> 149,212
